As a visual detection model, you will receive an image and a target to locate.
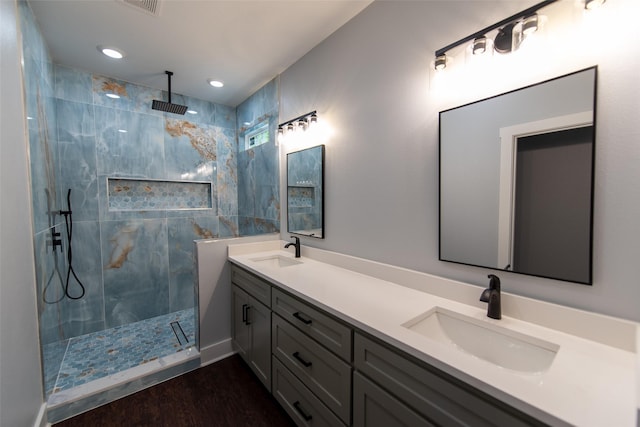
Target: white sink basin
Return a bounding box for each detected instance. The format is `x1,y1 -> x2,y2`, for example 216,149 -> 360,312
250,255 -> 302,268
402,307 -> 559,373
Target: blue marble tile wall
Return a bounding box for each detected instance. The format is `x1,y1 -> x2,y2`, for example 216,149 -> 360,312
236,77 -> 280,235
49,66 -> 241,340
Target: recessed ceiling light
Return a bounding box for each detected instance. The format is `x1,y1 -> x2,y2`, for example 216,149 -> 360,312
207,79 -> 224,88
98,46 -> 125,59
186,110 -> 198,115
106,93 -> 120,99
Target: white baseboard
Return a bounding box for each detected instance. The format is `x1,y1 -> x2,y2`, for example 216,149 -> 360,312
34,403 -> 49,427
199,338 -> 234,366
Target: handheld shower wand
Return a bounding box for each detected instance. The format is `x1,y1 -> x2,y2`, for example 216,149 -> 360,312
60,189 -> 85,300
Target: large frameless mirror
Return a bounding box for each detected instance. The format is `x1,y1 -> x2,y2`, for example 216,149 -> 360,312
439,67 -> 597,284
287,145 -> 325,238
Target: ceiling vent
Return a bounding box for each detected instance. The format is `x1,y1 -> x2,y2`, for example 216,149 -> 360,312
117,0 -> 161,17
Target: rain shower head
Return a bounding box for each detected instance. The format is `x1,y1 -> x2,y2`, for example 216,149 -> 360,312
152,99 -> 188,115
152,71 -> 188,115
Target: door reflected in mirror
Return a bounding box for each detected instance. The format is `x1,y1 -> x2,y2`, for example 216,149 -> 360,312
287,145 -> 325,238
439,67 -> 596,284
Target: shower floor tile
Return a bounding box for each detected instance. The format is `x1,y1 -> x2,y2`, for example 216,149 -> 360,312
49,308 -> 195,396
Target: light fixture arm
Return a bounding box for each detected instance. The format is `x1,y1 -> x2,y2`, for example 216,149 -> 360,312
434,0 -> 557,58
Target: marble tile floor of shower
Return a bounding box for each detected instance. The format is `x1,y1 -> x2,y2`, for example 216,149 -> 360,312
43,308 -> 196,400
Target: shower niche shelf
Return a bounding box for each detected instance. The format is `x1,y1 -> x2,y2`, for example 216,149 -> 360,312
107,178 -> 212,211
287,185 -> 315,209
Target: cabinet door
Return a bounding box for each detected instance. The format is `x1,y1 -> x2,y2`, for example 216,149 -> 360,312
231,284 -> 250,362
248,296 -> 272,392
353,372 -> 434,427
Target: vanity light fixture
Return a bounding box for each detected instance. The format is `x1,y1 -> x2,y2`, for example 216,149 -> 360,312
472,36 -> 487,55
522,14 -> 539,35
434,0 -> 558,69
584,0 -> 605,10
278,111 -> 318,139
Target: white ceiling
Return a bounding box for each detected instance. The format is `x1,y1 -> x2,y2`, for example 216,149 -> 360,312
28,0 -> 373,107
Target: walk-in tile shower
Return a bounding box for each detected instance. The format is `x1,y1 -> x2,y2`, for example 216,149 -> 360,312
19,0 -> 279,417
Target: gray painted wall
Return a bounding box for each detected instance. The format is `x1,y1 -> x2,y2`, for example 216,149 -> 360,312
279,0 -> 640,322
0,0 -> 46,425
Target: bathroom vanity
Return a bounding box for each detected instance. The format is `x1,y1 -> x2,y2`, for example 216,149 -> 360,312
228,240 -> 638,427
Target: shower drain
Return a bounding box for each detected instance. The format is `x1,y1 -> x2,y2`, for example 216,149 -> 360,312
170,321 -> 189,346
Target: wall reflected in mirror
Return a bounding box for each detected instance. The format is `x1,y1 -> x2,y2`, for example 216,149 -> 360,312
287,145 -> 325,238
439,67 -> 597,284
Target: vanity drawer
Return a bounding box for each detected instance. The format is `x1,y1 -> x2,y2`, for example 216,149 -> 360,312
272,357 -> 347,427
273,314 -> 351,424
272,288 -> 352,361
353,371 -> 434,427
354,333 -> 545,427
231,264 -> 271,307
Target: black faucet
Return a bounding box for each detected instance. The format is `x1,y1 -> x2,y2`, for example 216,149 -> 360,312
285,236 -> 301,258
480,274 -> 501,319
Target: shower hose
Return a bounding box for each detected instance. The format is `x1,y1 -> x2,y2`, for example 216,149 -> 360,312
43,188 -> 86,303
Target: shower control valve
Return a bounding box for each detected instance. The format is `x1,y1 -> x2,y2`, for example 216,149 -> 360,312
48,227 -> 63,252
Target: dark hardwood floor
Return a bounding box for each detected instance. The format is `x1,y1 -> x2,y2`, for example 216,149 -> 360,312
54,355 -> 296,427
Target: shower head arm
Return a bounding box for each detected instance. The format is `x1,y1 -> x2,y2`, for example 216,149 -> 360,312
165,70 -> 173,104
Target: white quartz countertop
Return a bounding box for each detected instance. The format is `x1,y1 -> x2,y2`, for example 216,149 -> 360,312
228,242 -> 638,427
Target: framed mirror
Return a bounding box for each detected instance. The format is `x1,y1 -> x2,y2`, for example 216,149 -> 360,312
439,67 -> 597,284
287,145 -> 325,238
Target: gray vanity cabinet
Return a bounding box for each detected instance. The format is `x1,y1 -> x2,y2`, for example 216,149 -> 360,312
230,263 -> 547,427
231,266 -> 272,392
353,333 -> 546,427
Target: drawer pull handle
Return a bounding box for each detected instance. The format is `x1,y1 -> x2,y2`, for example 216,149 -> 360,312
292,351 -> 313,367
293,401 -> 313,421
245,305 -> 251,325
293,312 -> 312,325
241,304 -> 248,323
